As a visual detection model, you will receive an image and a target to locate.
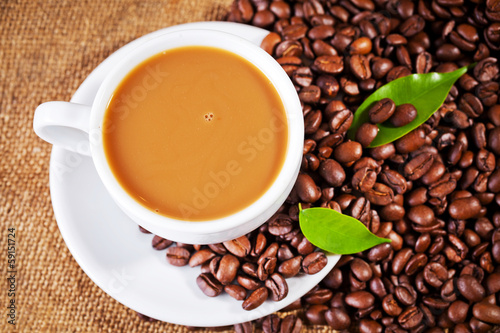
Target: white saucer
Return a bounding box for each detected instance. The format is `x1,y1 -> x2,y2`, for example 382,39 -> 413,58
49,22 -> 341,327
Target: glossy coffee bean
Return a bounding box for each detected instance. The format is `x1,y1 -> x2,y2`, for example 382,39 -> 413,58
457,275 -> 485,302
345,290 -> 375,309
166,246 -> 190,266
369,98 -> 396,124
152,235 -> 172,250
319,159 -> 346,187
390,103 -> 417,127
448,196 -> 482,219
242,286 -> 268,310
196,273 -> 224,297
356,122 -> 379,147
325,307 -> 351,329
302,252 -> 328,274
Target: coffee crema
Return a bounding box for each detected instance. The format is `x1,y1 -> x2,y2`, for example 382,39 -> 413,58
103,46 -> 288,221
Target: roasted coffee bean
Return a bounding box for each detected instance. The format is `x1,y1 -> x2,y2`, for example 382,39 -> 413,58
368,243 -> 392,262
166,246 -> 190,266
349,36 -> 371,54
316,74 -> 339,97
293,67 -> 313,87
296,235 -> 315,255
189,249 -> 216,267
358,319 -> 382,333
395,128 -> 426,154
457,275 -> 485,302
379,203 -> 405,221
196,273 -> 223,297
404,152 -> 434,181
225,284 -> 247,301
268,214 -> 294,236
408,205 -> 435,226
488,126 -> 500,155
283,24 -> 308,40
386,66 -> 411,82
350,258 -> 373,282
380,169 -> 407,194
319,159 -> 345,187
308,24 -> 335,40
415,52 -> 432,74
340,77 -> 359,96
423,262 -> 448,288
223,236 -> 251,257
382,294 -> 403,316
208,243 -> 227,255
474,57 -> 499,83
295,173 -> 321,203
275,40 -> 303,58
355,123 -> 379,148
242,286 -> 268,310
448,300 -> 469,324
265,273 -> 288,301
303,288 -> 333,305
258,243 -> 279,265
472,302 -> 500,325
352,166 -> 377,193
448,196 -> 482,219
313,55 -> 344,74
405,253 -> 428,275
369,98 -> 396,124
486,272 -> 500,294
390,103 -> 417,127
234,321 -> 253,333
476,148 -> 496,172
280,314 -> 302,333
421,161 -> 446,186
460,93 -> 484,118
328,109 -> 353,135
152,235 -> 173,250
252,9 -> 275,28
365,183 -> 394,206
214,254 -> 240,285
240,262 -> 258,279
299,85 -> 321,103
261,32 -> 282,55
325,307 -> 351,329
398,306 -> 423,329
302,251 -> 327,274
333,141 -> 363,165
350,54 -> 372,80
372,58 -> 394,79
305,304 -> 328,325
345,290 -> 375,309
322,267 -> 343,289
395,283 -> 417,306
238,274 -> 262,291
370,142 -> 396,160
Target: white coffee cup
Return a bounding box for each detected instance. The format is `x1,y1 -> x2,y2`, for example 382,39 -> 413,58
33,28 -> 303,244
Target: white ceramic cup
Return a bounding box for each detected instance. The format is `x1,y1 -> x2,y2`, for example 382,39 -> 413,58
33,28 -> 303,244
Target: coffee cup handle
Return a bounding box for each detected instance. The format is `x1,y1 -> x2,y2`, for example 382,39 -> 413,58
33,101 -> 93,156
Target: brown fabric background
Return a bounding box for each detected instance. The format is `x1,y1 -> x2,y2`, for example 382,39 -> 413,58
0,0 -> 335,331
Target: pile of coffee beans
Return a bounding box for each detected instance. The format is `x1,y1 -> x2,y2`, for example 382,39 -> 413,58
141,218 -> 328,311
138,0 -> 500,331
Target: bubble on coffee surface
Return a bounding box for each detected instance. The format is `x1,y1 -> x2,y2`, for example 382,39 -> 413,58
204,112 -> 214,122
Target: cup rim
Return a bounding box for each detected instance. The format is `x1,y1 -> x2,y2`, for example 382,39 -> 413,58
89,28 -> 303,239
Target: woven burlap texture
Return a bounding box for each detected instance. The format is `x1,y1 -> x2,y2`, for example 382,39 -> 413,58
0,0 -> 338,332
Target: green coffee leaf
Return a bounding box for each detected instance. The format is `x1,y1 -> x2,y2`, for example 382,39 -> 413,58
299,205 -> 390,254
348,65 -> 471,147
